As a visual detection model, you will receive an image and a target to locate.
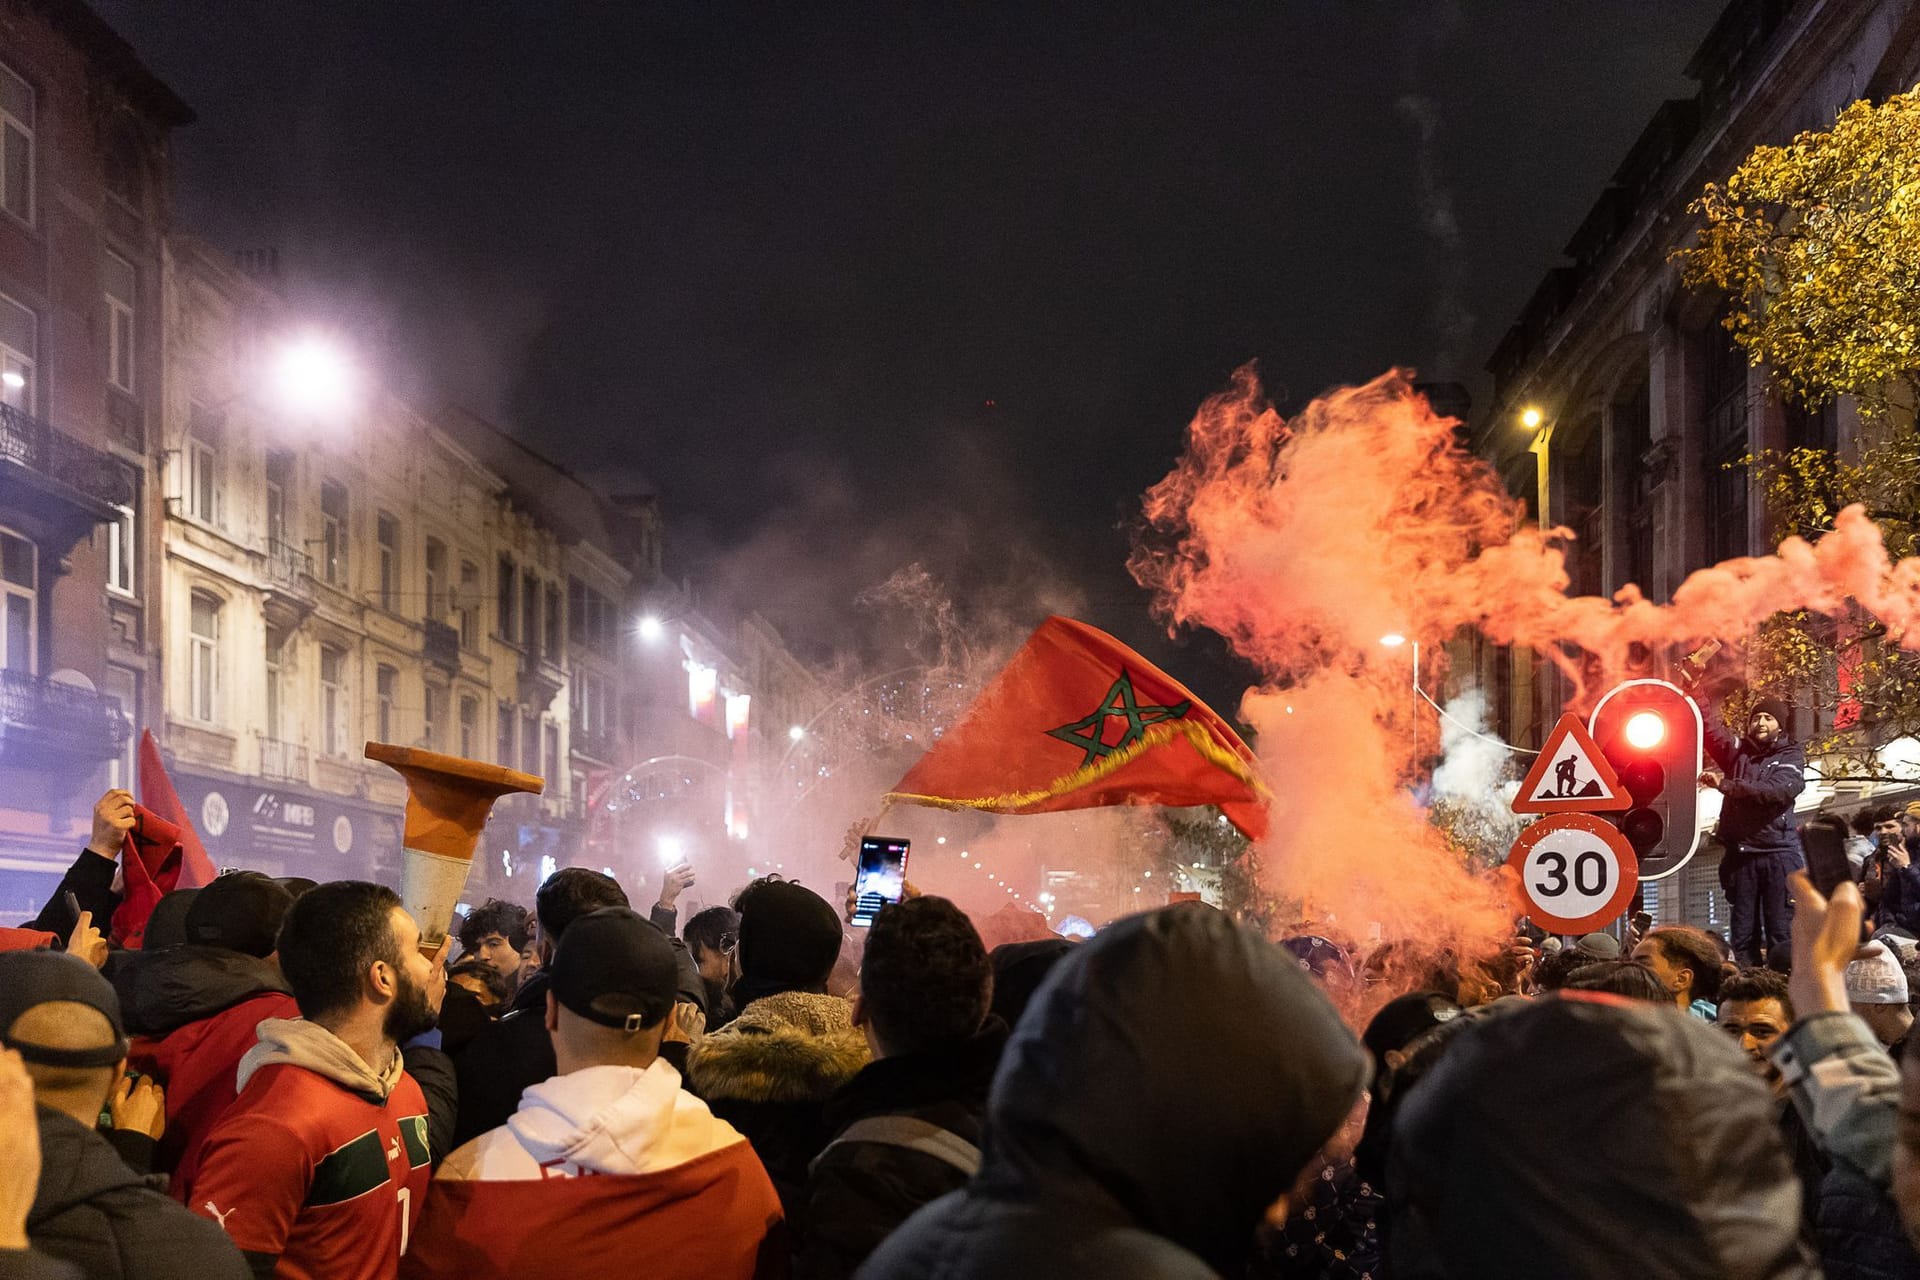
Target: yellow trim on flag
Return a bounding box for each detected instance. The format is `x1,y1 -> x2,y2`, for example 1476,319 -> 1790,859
884,718 -> 1269,816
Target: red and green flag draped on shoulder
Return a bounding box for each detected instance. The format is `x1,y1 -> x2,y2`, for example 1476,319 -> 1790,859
885,615 -> 1269,839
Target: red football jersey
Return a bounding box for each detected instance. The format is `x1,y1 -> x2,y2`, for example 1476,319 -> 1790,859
184,1061 -> 431,1280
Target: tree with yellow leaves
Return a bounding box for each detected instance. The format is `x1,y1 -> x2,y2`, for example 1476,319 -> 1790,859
1676,89 -> 1920,779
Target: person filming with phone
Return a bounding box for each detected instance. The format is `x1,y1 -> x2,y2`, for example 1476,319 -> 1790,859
1701,695 -> 1807,967
1859,806 -> 1920,934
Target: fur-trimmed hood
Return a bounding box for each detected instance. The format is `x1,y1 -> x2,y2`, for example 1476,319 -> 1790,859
686,990 -> 869,1105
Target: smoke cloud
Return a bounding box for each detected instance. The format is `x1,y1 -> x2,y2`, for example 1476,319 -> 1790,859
1132,367 -> 1920,955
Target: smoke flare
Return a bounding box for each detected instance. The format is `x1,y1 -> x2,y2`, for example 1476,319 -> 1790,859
1131,367 -> 1920,954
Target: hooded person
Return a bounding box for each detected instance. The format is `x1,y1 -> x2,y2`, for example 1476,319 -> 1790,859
1703,695 -> 1808,966
0,951 -> 248,1280
856,903 -> 1369,1280
1387,991 -> 1821,1279
686,879 -> 869,1224
402,909 -> 783,1280
112,873 -> 298,1178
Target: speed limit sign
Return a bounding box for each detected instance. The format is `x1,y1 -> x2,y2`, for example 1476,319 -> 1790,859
1506,812 -> 1639,933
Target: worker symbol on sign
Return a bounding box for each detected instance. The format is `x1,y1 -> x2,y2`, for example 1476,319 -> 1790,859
1511,713 -> 1633,815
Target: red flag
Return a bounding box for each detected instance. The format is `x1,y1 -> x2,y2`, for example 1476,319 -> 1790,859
886,616 -> 1269,839
111,732 -> 218,947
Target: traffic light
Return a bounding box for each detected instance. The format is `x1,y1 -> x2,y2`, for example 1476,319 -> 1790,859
1588,679 -> 1703,880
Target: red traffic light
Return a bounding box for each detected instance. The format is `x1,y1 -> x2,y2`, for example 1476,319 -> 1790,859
1624,711 -> 1666,750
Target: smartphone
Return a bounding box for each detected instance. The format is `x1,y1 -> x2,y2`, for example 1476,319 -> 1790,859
61,890 -> 82,934
1801,816 -> 1853,900
850,836 -> 909,928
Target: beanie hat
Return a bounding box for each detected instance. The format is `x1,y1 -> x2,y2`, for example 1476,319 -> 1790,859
1749,698 -> 1792,734
1845,940 -> 1910,1006
736,880 -> 842,992
186,872 -> 296,958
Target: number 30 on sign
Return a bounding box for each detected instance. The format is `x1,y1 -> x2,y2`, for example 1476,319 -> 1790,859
1505,812 -> 1640,934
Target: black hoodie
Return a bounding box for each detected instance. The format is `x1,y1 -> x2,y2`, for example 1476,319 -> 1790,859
855,904 -> 1369,1280
27,1107 -> 248,1280
1387,992 -> 1822,1279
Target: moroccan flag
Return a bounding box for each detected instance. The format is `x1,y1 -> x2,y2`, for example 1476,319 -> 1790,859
886,616 -> 1269,838
112,731 -> 218,947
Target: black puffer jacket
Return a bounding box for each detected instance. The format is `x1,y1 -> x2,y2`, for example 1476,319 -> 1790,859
113,945 -> 288,1037
797,1019 -> 1008,1280
855,904 -> 1369,1280
1817,1164 -> 1920,1280
27,1107 -> 247,1280
1706,720 -> 1808,860
1387,992 -> 1822,1279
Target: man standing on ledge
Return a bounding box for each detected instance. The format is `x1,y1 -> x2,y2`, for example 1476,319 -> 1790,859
1701,696 -> 1807,967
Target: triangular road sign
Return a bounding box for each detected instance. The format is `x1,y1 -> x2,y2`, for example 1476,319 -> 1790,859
1512,713 -> 1632,814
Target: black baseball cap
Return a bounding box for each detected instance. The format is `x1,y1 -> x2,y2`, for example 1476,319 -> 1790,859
187,871 -> 296,958
0,951 -> 130,1068
549,907 -> 679,1033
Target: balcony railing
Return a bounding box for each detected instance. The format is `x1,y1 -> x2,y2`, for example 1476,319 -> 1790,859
265,538 -> 313,585
0,668 -> 130,767
258,735 -> 308,783
0,402 -> 130,508
423,618 -> 461,672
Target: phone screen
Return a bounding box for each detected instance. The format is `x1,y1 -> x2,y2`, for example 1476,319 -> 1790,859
1802,818 -> 1853,900
851,836 -> 909,927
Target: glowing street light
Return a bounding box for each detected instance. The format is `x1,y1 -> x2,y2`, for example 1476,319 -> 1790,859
637,615 -> 664,642
270,334 -> 356,419
1520,406 -> 1543,430
1379,633 -> 1407,648
788,725 -> 806,742
0,371 -> 22,390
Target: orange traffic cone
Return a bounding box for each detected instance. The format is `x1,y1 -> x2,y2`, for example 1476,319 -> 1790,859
365,742 -> 544,954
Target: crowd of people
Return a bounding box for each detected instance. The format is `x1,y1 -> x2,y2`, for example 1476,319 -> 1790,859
0,697 -> 1918,1278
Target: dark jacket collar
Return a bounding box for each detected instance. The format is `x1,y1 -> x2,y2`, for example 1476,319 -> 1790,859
113,946 -> 290,1037
823,1018 -> 1008,1134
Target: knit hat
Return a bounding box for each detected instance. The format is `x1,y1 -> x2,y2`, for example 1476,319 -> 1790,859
1573,932 -> 1621,960
736,880 -> 843,991
187,872 -> 296,958
1748,698 -> 1792,735
1845,940 -> 1910,1005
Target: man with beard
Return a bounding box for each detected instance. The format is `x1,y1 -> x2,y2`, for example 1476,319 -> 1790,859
182,883 -> 442,1280
1702,696 -> 1808,967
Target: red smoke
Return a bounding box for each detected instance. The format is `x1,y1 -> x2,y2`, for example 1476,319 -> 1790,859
1131,367 -> 1920,955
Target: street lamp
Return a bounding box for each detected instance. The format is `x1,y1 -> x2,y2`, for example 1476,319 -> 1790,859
270,334 -> 357,420
1518,405 -> 1553,530
637,615 -> 664,642
787,725 -> 806,742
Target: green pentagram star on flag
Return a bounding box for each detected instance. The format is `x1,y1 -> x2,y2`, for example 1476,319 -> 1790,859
1045,670 -> 1193,768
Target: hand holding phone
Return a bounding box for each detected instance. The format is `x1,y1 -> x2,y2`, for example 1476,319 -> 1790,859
849,837 -> 909,928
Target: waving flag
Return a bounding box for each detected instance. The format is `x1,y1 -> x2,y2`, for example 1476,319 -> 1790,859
112,731 -> 219,947
886,616 -> 1269,838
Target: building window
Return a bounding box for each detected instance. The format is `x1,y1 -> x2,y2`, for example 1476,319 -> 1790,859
457,561 -> 478,649
0,62 -> 33,226
521,711 -> 538,775
376,512 -> 399,610
188,591 -> 221,723
320,482 -> 349,586
264,450 -> 293,551
497,557 -> 516,641
1701,328 -> 1750,564
0,293 -> 33,410
542,721 -> 558,780
1612,377 -> 1655,597
423,682 -> 443,750
320,644 -> 348,757
105,489 -> 135,597
497,702 -> 515,766
186,403 -> 223,525
105,666 -> 137,790
264,638 -> 283,740
424,538 -> 446,620
1,529 -> 34,673
522,572 -> 539,659
459,695 -> 478,759
544,584 -> 561,659
104,252 -> 135,393
376,664 -> 397,744
102,125 -> 143,210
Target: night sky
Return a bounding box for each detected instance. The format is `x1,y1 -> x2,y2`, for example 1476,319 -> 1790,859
98,1 -> 1725,703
